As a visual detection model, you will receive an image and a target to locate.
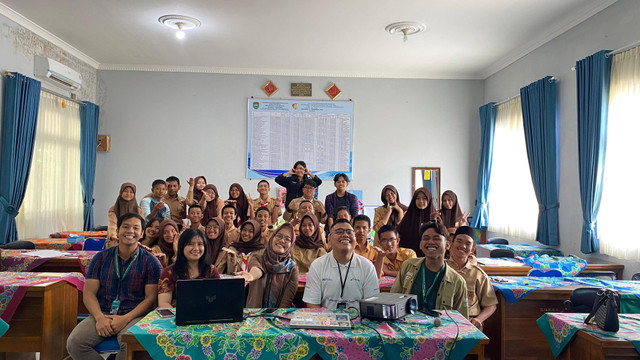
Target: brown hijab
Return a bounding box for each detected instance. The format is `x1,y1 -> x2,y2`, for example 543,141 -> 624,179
205,217 -> 225,264
397,187 -> 435,255
440,190 -> 464,229
228,183 -> 250,226
380,184 -> 408,227
296,213 -> 324,249
158,219 -> 179,263
261,223 -> 297,308
113,183 -> 140,219
230,219 -> 264,254
202,184 -> 219,224
193,176 -> 207,203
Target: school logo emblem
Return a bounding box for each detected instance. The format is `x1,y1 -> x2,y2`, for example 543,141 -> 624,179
253,102 -> 259,109
206,295 -> 216,303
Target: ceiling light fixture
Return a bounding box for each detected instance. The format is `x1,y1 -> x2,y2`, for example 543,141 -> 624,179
159,15 -> 201,40
385,21 -> 426,43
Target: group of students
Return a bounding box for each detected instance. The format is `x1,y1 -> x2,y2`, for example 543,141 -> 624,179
67,161 -> 497,359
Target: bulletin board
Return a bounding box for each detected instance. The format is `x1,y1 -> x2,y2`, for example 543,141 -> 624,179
247,99 -> 354,179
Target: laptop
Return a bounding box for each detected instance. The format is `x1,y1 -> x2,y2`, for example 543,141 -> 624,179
175,278 -> 244,326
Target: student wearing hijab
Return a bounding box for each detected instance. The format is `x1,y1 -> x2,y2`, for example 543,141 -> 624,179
157,229 -> 221,308
140,218 -> 161,248
204,217 -> 226,270
200,184 -> 225,224
291,213 -> 327,273
397,187 -> 436,255
226,183 -> 253,227
107,183 -> 145,248
186,176 -> 207,206
275,161 -> 323,211
236,223 -> 299,308
373,185 -> 407,232
151,220 -> 179,267
436,190 -> 470,232
219,219 -> 264,274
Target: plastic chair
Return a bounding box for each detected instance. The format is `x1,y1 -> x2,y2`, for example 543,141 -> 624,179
563,287 -> 600,313
93,336 -> 119,359
632,272 -> 640,281
527,269 -> 563,277
487,237 -> 509,245
83,238 -> 106,251
489,249 -> 515,258
578,271 -> 616,280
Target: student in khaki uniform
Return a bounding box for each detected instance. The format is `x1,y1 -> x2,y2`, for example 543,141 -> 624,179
446,226 -> 498,330
390,221 -> 468,318
187,205 -> 205,231
284,179 -> 327,224
376,225 -> 416,277
221,205 -> 240,247
352,215 -> 385,279
291,213 -> 326,273
252,180 -> 282,225
255,207 -> 275,245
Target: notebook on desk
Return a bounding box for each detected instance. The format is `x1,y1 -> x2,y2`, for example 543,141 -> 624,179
175,278 -> 244,326
289,311 -> 352,330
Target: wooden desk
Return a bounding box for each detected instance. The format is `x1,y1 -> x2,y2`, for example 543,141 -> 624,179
557,329 -> 639,359
481,264 -> 624,280
484,286 -> 581,360
122,332 -> 488,360
0,280 -> 78,359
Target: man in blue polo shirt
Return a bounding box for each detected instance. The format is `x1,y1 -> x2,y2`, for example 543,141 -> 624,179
67,212 -> 162,360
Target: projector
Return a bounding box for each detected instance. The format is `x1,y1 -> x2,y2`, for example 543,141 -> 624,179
359,293 -> 418,320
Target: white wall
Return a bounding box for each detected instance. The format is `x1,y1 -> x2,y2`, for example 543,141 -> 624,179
94,71 -> 484,227
484,0 -> 640,278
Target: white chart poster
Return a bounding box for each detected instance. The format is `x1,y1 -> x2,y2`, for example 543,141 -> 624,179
247,99 -> 354,179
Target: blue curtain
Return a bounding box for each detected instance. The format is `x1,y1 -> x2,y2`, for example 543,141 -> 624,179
576,50 -> 611,254
520,76 -> 559,246
80,102 -> 99,231
471,103 -> 496,229
0,73 -> 41,244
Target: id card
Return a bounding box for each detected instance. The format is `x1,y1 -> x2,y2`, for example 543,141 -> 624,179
110,299 -> 120,315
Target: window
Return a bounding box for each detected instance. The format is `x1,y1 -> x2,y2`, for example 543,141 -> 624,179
487,97 -> 539,240
16,91 -> 83,239
598,46 -> 640,259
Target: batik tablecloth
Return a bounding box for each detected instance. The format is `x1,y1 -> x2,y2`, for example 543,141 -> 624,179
479,244 -> 563,257
130,308 -> 486,360
521,254 -> 588,276
569,278 -> 640,313
0,249 -> 97,274
537,312 -> 640,357
26,238 -> 84,250
51,230 -> 107,238
0,271 -> 84,322
490,276 -> 578,303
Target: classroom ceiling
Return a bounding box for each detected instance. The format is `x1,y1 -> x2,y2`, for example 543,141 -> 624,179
0,0 -> 617,79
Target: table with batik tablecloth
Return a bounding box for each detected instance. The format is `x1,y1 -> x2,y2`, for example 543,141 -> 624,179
521,254 -> 588,276
478,243 -> 563,258
0,249 -> 97,274
26,238 -> 84,250
128,308 -> 487,360
537,312 -> 640,358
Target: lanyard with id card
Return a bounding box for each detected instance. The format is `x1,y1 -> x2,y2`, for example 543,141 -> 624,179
111,248 -> 139,315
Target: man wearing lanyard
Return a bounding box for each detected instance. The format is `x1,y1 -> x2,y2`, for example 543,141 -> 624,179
303,218 -> 379,310
67,212 -> 163,360
390,221 -> 469,318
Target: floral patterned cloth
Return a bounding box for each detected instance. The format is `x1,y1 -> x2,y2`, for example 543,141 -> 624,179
0,271 -> 84,322
537,312 -> 640,358
130,308 -> 486,360
0,250 -> 97,275
479,244 -> 563,257
521,254 -> 588,276
51,230 -> 107,238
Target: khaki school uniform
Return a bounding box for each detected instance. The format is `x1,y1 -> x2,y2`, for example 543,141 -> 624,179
291,246 -> 327,273
382,247 -> 417,275
446,256 -> 498,317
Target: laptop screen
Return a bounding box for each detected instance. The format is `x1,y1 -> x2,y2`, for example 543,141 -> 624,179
175,278 -> 245,325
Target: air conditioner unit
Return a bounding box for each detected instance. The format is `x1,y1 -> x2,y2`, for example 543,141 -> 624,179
34,56 -> 82,91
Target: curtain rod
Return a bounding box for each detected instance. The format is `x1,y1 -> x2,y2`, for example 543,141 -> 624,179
41,87 -> 84,106
571,39 -> 640,71
492,77 -> 557,107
